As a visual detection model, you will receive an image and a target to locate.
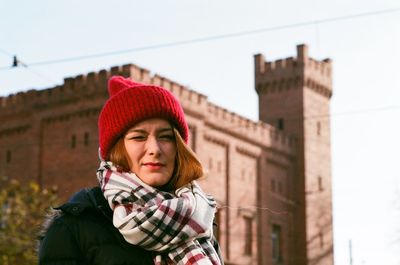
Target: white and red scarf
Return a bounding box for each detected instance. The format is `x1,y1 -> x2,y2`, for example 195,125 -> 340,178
96,160 -> 223,265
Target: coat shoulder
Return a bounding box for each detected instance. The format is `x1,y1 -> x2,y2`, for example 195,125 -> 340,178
38,187 -> 154,265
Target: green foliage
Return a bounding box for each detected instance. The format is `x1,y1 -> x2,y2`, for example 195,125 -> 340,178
0,177 -> 59,265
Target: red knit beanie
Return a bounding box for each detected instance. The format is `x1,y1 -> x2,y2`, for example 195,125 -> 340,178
98,76 -> 189,160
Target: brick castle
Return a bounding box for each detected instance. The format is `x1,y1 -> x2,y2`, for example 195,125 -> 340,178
0,44 -> 333,265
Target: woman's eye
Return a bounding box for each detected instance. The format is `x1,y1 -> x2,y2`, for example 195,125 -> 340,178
128,135 -> 146,141
159,134 -> 174,141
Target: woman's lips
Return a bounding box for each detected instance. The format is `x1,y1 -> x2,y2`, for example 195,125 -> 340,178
143,162 -> 164,170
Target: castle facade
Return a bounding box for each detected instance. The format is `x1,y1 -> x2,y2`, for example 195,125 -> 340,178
0,44 -> 333,265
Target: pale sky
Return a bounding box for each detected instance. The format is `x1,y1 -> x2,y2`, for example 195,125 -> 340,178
1,1 -> 400,264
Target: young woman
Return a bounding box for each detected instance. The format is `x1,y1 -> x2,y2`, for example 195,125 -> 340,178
39,76 -> 223,265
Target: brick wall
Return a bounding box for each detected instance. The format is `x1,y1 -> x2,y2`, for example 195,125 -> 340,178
0,44 -> 332,265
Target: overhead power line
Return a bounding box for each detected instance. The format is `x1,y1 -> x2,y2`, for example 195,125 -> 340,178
1,54 -> 57,84
0,48 -> 14,58
0,7 -> 399,70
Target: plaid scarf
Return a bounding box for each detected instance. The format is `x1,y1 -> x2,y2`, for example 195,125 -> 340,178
97,160 -> 223,265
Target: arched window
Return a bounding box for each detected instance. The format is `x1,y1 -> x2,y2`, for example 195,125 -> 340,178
277,118 -> 284,130
71,134 -> 76,149
244,217 -> 253,255
271,179 -> 276,192
84,132 -> 89,146
6,150 -> 11,164
318,176 -> 324,191
272,224 -> 283,262
319,232 -> 324,248
317,121 -> 321,136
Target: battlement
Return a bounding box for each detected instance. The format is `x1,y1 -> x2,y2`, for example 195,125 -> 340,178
0,63 -> 207,114
1,65 -> 113,112
150,74 -> 208,114
255,44 -> 332,98
255,44 -> 332,78
206,102 -> 296,153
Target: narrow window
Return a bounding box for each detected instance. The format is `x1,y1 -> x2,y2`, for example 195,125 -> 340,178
277,118 -> 284,130
6,150 -> 11,164
317,121 -> 321,136
319,232 -> 324,248
213,210 -> 221,242
84,132 -> 89,146
209,158 -> 213,170
278,181 -> 283,194
71,134 -> 76,149
244,217 -> 253,255
271,179 -> 276,192
318,176 -> 324,191
272,224 -> 283,263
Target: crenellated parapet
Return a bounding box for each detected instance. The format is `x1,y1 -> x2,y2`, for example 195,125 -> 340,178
150,74 -> 208,117
0,63 -> 208,115
205,102 -> 296,154
255,44 -> 333,98
1,68 -> 108,113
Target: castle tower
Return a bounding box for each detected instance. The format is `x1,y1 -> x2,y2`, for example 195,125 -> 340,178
254,44 -> 334,265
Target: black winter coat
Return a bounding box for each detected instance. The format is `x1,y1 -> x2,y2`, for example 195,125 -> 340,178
38,186 -> 155,265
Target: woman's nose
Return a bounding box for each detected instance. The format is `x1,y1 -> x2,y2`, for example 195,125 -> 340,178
146,136 -> 161,156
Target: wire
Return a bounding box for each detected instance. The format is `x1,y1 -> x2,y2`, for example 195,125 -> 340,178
22,67 -> 58,84
0,7 -> 399,70
0,48 -> 15,70
0,48 -> 13,58
0,50 -> 59,84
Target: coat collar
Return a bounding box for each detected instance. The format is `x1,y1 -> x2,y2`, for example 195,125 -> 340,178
56,186 -> 113,220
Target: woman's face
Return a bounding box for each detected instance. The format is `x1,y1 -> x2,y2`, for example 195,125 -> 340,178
124,118 -> 176,187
